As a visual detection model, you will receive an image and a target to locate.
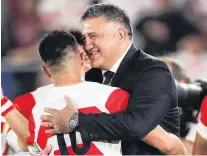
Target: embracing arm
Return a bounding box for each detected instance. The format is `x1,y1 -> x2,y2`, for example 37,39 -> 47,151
78,66 -> 173,140
78,66 -> 180,153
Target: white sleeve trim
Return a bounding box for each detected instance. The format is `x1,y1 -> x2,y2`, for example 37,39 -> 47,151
1,100 -> 13,113
197,121 -> 207,140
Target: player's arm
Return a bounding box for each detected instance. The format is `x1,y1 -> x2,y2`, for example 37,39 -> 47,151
143,126 -> 186,155
106,89 -> 186,155
1,96 -> 29,151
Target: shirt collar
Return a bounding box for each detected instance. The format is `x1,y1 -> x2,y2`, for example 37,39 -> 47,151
102,43 -> 132,75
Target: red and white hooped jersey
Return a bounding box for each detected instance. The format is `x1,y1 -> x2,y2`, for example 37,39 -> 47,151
198,96 -> 207,139
13,85 -> 53,119
27,82 -> 129,155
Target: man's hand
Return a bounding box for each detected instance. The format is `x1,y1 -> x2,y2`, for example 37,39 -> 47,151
40,96 -> 78,134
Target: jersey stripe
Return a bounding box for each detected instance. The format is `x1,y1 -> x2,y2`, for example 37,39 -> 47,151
1,97 -> 14,116
2,106 -> 14,116
1,96 -> 9,106
27,112 -> 36,146
105,89 -> 129,113
2,144 -> 9,156
37,121 -> 54,149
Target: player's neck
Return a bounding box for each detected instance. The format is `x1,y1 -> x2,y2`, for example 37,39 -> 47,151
52,73 -> 84,87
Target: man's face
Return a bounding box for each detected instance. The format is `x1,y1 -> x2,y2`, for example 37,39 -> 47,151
78,45 -> 91,72
81,17 -> 119,70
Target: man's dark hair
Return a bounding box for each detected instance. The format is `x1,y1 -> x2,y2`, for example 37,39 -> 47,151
39,30 -> 79,67
81,3 -> 133,39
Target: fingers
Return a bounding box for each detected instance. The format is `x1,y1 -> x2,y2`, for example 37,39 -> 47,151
64,96 -> 77,112
41,122 -> 58,134
41,122 -> 53,128
40,115 -> 54,122
45,129 -> 57,134
40,144 -> 52,156
44,108 -> 59,115
64,96 -> 72,107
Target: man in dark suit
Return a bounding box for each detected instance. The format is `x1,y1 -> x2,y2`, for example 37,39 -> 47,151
41,3 -> 183,155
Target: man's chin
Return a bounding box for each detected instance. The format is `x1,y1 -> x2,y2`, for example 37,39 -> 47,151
90,62 -> 101,69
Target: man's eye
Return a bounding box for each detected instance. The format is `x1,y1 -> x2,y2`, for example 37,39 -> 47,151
90,36 -> 97,39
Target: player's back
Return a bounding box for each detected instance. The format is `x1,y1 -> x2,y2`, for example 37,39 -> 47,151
28,81 -> 129,155
13,84 -> 53,119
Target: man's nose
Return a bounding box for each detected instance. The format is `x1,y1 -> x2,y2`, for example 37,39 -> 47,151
84,37 -> 94,51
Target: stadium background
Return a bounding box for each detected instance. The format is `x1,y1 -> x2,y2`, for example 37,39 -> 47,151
1,0 -> 207,155
2,0 -> 207,99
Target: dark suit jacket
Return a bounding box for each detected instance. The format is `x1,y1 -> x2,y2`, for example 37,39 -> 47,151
79,45 -> 179,155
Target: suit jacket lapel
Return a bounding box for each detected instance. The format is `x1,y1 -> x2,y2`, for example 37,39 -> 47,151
111,44 -> 138,87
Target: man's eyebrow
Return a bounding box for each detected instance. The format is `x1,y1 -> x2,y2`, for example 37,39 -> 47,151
88,32 -> 98,36
82,32 -> 98,36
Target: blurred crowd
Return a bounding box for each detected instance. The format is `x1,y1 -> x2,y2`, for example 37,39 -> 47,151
1,0 -> 207,155
2,0 -> 207,99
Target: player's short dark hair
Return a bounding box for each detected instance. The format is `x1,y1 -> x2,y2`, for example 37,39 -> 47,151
69,30 -> 83,45
81,3 -> 133,39
39,30 -> 79,67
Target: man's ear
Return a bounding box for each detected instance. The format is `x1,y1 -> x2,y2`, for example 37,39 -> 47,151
41,65 -> 51,78
117,28 -> 127,42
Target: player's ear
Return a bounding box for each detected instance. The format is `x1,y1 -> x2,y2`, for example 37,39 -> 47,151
41,65 -> 51,78
80,52 -> 85,66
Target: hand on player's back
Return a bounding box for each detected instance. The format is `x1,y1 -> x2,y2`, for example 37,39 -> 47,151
40,96 -> 78,134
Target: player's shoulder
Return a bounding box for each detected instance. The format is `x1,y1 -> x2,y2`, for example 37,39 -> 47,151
84,81 -> 122,92
83,81 -> 129,99
31,84 -> 53,97
14,84 -> 53,104
32,84 -> 53,94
